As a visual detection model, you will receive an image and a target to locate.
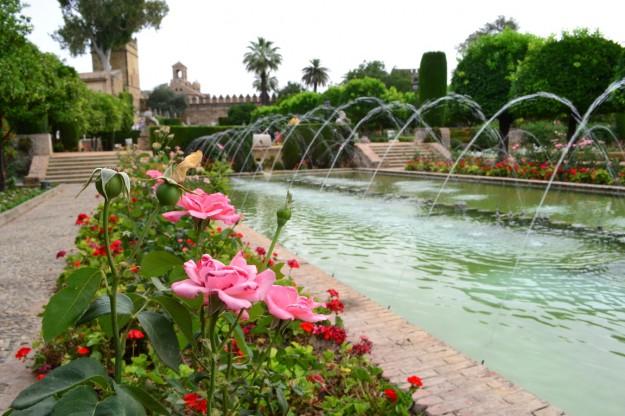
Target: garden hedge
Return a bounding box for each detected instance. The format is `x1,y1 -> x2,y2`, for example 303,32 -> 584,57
149,125 -> 239,149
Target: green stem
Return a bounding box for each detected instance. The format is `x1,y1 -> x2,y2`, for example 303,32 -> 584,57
103,200 -> 122,383
263,224 -> 284,268
194,219 -> 206,259
207,313 -> 219,415
223,349 -> 233,416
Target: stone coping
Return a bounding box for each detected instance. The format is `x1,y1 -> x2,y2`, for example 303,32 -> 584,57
0,186 -> 61,227
238,223 -> 565,416
233,167 -> 625,197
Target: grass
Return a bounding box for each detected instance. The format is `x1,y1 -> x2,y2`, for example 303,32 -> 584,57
0,187 -> 46,213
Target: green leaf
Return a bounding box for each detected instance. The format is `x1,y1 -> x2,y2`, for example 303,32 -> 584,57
94,396 -> 123,416
77,294 -> 134,325
113,383 -> 146,416
11,358 -> 109,410
116,385 -> 166,415
153,295 -> 194,344
51,385 -> 97,416
9,397 -> 56,416
275,385 -> 288,416
223,312 -> 253,359
140,251 -> 183,278
137,311 -> 181,371
42,268 -> 101,342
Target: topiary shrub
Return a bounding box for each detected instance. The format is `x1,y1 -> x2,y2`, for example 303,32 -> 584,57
418,51 -> 447,126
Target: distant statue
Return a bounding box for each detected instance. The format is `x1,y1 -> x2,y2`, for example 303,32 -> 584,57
336,110 -> 350,126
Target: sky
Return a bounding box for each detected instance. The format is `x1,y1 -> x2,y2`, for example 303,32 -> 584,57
23,0 -> 625,96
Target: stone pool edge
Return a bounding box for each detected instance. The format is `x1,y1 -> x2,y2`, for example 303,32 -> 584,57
237,223 -> 565,416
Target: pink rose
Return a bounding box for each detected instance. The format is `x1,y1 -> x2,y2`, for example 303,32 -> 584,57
146,169 -> 163,189
265,285 -> 329,322
172,252 -> 275,313
162,189 -> 240,224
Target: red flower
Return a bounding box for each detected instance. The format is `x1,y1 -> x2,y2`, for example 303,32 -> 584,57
36,373 -> 46,381
327,288 -> 339,298
110,240 -> 123,255
75,213 -> 90,225
267,258 -> 275,267
183,393 -> 207,414
242,323 -> 256,335
129,264 -> 140,274
72,260 -> 81,268
307,373 -> 326,386
407,375 -> 423,388
127,329 -> 145,340
255,246 -> 266,256
384,389 -> 398,402
56,250 -> 66,259
93,245 -> 107,257
76,346 -> 90,356
216,226 -> 222,233
300,322 -> 314,333
108,214 -> 119,224
15,347 -> 31,361
313,325 -> 346,345
186,238 -> 196,247
131,197 -> 138,203
351,336 -> 373,356
287,258 -> 300,269
326,298 -> 344,314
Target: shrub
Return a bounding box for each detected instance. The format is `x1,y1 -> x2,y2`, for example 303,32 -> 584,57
418,51 -> 447,126
281,124 -> 350,169
149,125 -> 238,149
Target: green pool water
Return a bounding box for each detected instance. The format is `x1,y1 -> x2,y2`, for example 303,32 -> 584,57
231,172 -> 625,416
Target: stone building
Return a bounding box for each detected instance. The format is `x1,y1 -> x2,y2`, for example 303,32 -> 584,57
160,62 -> 273,125
79,40 -> 142,110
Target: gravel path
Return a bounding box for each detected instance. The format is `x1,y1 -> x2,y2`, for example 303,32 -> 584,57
0,184 -> 99,411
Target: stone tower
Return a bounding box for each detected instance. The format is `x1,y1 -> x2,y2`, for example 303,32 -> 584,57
91,40 -> 141,110
169,62 -> 202,97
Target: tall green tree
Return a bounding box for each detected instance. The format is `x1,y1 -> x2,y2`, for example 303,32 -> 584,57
344,60 -> 414,92
54,0 -> 169,71
457,15 -> 519,56
0,0 -> 48,191
418,51 -> 447,126
302,58 -> 329,92
452,29 -> 540,156
512,29 -> 624,138
243,37 -> 282,105
277,81 -> 305,101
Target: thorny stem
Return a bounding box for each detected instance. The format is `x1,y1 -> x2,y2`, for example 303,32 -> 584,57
103,199 -> 122,383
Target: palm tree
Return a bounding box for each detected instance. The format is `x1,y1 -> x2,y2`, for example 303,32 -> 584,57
302,58 -> 329,92
253,75 -> 278,97
243,37 -> 282,105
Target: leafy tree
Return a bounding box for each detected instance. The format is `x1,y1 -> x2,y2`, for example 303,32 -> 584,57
344,60 -> 388,82
512,29 -> 624,138
0,0 -> 47,190
277,82 -> 305,101
387,68 -> 415,92
54,0 -> 169,71
147,84 -> 187,118
243,37 -> 282,105
452,29 -> 540,156
302,58 -> 329,92
457,15 -> 519,56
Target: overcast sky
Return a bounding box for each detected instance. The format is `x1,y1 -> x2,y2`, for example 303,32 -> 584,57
24,0 -> 625,96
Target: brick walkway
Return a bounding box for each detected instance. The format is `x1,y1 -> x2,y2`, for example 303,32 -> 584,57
239,224 -> 565,416
0,184 -> 99,411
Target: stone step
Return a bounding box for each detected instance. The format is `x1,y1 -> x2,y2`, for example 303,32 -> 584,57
48,158 -> 119,165
47,163 -> 120,171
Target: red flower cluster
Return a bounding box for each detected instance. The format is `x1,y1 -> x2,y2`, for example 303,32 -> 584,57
287,258 -> 300,269
327,289 -> 339,298
56,250 -> 66,259
299,322 -> 314,333
407,375 -> 423,388
242,323 -> 256,335
326,298 -> 344,314
76,346 -> 90,356
384,388 -> 398,402
313,324 -> 346,345
183,393 -> 207,414
127,329 -> 144,340
75,213 -> 90,225
108,214 -> 119,224
15,346 -> 31,361
351,336 -> 373,356
255,246 -> 266,256
93,240 -> 123,257
307,373 -> 327,391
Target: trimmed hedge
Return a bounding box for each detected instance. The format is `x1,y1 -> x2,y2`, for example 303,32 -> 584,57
282,123 -> 351,169
418,51 -> 447,127
149,125 -> 239,149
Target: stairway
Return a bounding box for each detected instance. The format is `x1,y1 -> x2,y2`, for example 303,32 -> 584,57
367,142 -> 442,169
45,152 -> 121,184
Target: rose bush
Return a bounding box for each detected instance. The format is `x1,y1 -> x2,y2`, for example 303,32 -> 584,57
7,148 -> 423,415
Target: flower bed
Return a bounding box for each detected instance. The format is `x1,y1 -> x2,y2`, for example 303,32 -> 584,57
7,149 -> 424,415
0,187 -> 46,213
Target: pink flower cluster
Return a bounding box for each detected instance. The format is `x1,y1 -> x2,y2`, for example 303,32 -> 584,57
163,189 -> 240,224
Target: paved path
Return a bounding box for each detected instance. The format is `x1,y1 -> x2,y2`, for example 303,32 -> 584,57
0,184 -> 98,411
239,224 -> 565,416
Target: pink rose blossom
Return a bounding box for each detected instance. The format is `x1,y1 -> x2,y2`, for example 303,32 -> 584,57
172,252 -> 275,313
146,169 -> 164,189
162,189 -> 240,224
265,285 -> 329,322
